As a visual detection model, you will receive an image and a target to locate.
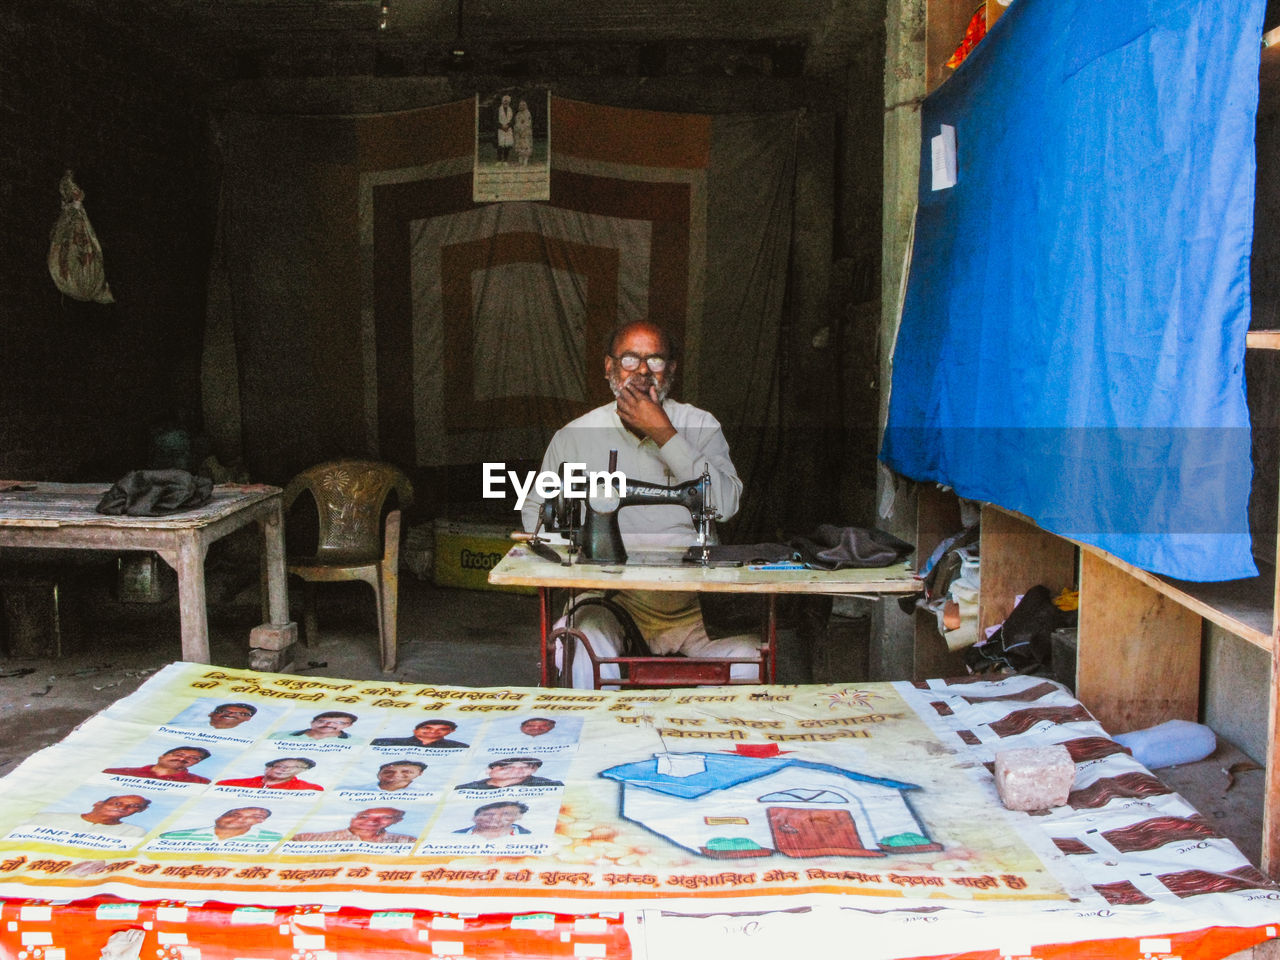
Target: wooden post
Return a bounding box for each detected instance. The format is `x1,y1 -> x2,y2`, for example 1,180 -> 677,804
1265,643 -> 1280,877
984,0 -> 1007,32
1265,439 -> 1280,878
978,507 -> 1076,636
171,538 -> 210,664
1076,551 -> 1201,733
260,501 -> 290,625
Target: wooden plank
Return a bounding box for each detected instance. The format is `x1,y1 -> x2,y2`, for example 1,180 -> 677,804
906,486 -> 968,680
489,545 -> 921,594
1267,387 -> 1280,879
912,607 -> 969,681
1076,550 -> 1202,734
914,484 -> 962,572
977,506 -> 1272,652
1158,568 -> 1276,649
983,0 -> 1005,31
979,506 -> 1077,635
1265,643 -> 1280,878
1247,330 -> 1280,350
0,483 -> 278,529
1275,410 -> 1280,647
926,0 -> 978,93
1073,543 -> 1273,652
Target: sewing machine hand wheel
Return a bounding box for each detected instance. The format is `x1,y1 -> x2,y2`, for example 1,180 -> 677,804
541,462 -> 582,552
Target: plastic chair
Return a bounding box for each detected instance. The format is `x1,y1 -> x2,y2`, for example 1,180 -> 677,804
283,460 -> 414,672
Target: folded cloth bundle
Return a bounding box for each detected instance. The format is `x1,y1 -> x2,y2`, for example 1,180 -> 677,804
963,584 -> 1072,675
683,526 -> 913,570
96,469 -> 214,516
788,524 -> 914,569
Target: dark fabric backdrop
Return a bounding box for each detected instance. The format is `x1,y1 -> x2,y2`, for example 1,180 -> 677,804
205,98 -> 797,538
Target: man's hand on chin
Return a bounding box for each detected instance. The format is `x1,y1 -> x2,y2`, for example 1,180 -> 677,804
616,380 -> 676,445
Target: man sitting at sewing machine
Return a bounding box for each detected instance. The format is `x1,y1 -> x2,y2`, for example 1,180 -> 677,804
521,320 -> 758,688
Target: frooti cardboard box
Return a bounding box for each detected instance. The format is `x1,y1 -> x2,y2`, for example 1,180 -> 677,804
432,519 -> 533,594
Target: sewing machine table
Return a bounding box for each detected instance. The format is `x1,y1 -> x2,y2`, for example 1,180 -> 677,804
488,544 -> 920,686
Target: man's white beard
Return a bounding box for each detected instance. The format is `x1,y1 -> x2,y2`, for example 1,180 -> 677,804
609,371 -> 671,403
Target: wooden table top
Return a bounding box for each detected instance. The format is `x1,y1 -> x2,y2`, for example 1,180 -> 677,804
0,482 -> 280,529
488,543 -> 921,594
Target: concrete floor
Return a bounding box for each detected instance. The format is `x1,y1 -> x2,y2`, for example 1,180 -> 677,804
0,562 -> 540,778
0,554 -> 818,773
0,552 -> 1270,877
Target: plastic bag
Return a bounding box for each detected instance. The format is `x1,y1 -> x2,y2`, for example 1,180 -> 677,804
48,170 -> 115,304
964,584 -> 1075,675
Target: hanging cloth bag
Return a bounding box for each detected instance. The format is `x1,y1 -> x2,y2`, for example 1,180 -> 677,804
48,170 -> 115,304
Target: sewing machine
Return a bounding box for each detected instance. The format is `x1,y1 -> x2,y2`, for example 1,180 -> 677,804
539,457 -> 719,565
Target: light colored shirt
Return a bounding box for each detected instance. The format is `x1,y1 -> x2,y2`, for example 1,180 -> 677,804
453,823 -> 531,836
522,398 -> 742,624
521,398 -> 740,541
342,781 -> 425,793
158,825 -> 283,842
272,730 -> 354,741
215,775 -> 323,791
290,828 -> 415,844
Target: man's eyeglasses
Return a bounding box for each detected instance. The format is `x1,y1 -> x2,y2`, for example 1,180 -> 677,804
613,353 -> 668,373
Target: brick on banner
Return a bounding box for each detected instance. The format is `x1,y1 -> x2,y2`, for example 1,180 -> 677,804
994,744 -> 1074,812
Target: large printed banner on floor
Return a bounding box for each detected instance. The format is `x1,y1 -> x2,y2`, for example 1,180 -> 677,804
0,662 -> 1278,960
0,664 -> 1073,911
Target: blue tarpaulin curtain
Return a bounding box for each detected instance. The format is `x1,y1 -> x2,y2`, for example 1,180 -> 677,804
881,0 -> 1265,582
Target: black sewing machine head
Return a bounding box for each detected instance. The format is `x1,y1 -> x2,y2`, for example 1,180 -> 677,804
540,456 -> 719,565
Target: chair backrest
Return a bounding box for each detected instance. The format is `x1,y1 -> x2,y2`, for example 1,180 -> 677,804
283,460 -> 414,563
